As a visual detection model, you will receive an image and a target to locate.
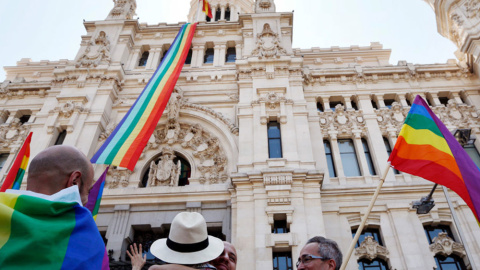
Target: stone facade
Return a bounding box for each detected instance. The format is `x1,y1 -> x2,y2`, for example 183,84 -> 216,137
1,0 -> 480,269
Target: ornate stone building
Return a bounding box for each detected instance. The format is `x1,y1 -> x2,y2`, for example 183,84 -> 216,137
1,0 -> 480,269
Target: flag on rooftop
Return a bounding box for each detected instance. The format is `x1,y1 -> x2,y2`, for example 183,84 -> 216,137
388,95 -> 480,221
86,166 -> 109,221
0,132 -> 32,192
91,23 -> 197,170
201,0 -> 213,19
0,192 -> 109,269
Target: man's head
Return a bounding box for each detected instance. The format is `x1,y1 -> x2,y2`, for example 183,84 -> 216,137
297,236 -> 343,270
210,241 -> 237,270
27,145 -> 94,205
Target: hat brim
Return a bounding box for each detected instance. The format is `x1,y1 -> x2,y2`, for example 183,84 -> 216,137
150,236 -> 224,264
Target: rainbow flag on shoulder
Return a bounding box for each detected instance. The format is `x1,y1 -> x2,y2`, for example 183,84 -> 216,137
91,23 -> 197,170
0,191 -> 109,269
0,132 -> 32,192
388,95 -> 480,221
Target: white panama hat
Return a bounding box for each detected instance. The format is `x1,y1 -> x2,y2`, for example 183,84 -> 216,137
150,212 -> 224,264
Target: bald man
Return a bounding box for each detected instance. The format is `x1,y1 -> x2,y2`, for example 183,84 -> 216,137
1,145 -> 108,269
25,145 -> 95,205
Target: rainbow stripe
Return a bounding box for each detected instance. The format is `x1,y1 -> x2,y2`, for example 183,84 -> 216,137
0,192 -> 109,269
388,95 -> 480,220
91,23 -> 197,170
86,166 -> 108,221
0,132 -> 32,192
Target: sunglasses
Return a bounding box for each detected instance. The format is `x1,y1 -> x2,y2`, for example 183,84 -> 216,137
296,254 -> 329,268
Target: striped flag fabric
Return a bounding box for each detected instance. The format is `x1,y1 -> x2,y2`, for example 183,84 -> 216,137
0,192 -> 109,269
0,132 -> 32,192
201,0 -> 213,19
86,166 -> 109,221
388,95 -> 480,221
91,23 -> 197,170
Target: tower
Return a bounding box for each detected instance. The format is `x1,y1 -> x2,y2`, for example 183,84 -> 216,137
187,0 -> 254,22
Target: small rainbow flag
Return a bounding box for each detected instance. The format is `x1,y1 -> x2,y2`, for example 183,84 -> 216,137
86,166 -> 109,221
0,192 -> 109,269
91,23 -> 197,170
388,95 -> 480,220
0,132 -> 32,192
201,0 -> 213,18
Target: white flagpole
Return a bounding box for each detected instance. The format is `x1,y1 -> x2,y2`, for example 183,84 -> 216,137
339,164 -> 391,270
442,186 -> 477,269
196,0 -> 202,23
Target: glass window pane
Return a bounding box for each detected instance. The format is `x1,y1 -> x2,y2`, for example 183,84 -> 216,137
362,139 -> 376,175
324,140 -> 336,177
268,123 -> 282,158
204,48 -> 214,63
225,48 -> 236,63
185,49 -> 192,65
273,252 -> 292,270
0,154 -> 8,170
465,144 -> 480,168
383,137 -> 400,174
339,140 -> 361,177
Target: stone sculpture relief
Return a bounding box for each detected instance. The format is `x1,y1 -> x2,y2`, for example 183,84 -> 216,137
76,31 -> 111,68
0,118 -> 31,148
255,0 -> 276,13
147,147 -> 181,187
252,24 -> 287,59
429,232 -> 466,257
354,236 -> 389,261
319,104 -> 366,137
107,167 -> 132,189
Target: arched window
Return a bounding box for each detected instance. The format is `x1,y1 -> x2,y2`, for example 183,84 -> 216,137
362,139 -> 376,175
138,51 -> 149,66
204,48 -> 214,64
225,6 -> 231,21
215,7 -> 221,21
141,154 -> 191,187
324,140 -> 336,177
424,225 -> 467,270
268,122 -> 282,158
317,101 -> 324,112
339,139 -> 361,176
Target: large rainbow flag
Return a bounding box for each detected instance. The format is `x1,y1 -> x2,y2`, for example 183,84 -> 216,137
0,132 -> 32,192
91,23 -> 197,170
388,95 -> 480,221
0,191 -> 109,269
86,166 -> 109,221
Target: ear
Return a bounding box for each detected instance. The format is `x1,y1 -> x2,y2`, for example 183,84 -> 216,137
66,171 -> 82,188
327,259 -> 336,270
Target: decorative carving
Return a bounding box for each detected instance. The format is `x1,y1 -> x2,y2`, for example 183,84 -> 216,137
107,167 -> 132,188
264,174 -> 292,185
355,236 -> 389,261
76,31 -> 111,68
255,0 -> 276,13
376,102 -> 410,134
429,232 -> 466,257
319,105 -> 366,137
0,118 -> 31,149
464,0 -> 480,19
147,146 -> 181,187
109,0 -> 136,20
252,24 -> 287,59
99,122 -> 116,141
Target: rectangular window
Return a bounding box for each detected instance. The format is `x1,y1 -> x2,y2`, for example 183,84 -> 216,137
185,49 -> 193,65
268,122 -> 282,158
225,47 -> 236,63
55,130 -> 67,145
383,138 -> 399,174
338,139 -> 361,177
0,153 -> 8,170
273,252 -> 293,270
272,214 -> 289,234
138,51 -> 149,67
362,139 -> 376,175
465,143 -> 480,168
352,227 -> 383,248
204,48 -> 214,64
324,140 -> 336,177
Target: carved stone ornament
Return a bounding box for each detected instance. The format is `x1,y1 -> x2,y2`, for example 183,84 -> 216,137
99,122 -> 117,141
0,118 -> 31,149
147,146 -> 181,187
429,232 -> 466,257
76,31 -> 111,68
255,0 -> 276,13
109,0 -> 136,20
53,100 -> 86,118
354,236 -> 389,261
251,24 -> 287,59
319,104 -> 366,137
107,167 -> 132,189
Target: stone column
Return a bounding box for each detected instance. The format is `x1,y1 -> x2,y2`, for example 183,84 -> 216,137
147,47 -> 162,70
235,42 -> 243,60
105,204 -> 131,261
127,48 -> 141,70
220,5 -> 226,21
352,132 -> 373,183
215,43 -> 226,66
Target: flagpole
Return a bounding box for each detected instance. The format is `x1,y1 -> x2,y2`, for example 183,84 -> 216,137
339,164 -> 391,270
442,186 -> 477,269
196,0 -> 202,23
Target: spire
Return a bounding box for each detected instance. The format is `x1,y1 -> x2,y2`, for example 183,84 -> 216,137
255,0 -> 275,13
106,0 -> 137,20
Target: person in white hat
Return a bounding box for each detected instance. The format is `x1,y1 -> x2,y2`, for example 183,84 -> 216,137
128,212 -> 224,270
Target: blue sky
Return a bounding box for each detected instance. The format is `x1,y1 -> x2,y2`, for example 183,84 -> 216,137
0,0 -> 458,80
